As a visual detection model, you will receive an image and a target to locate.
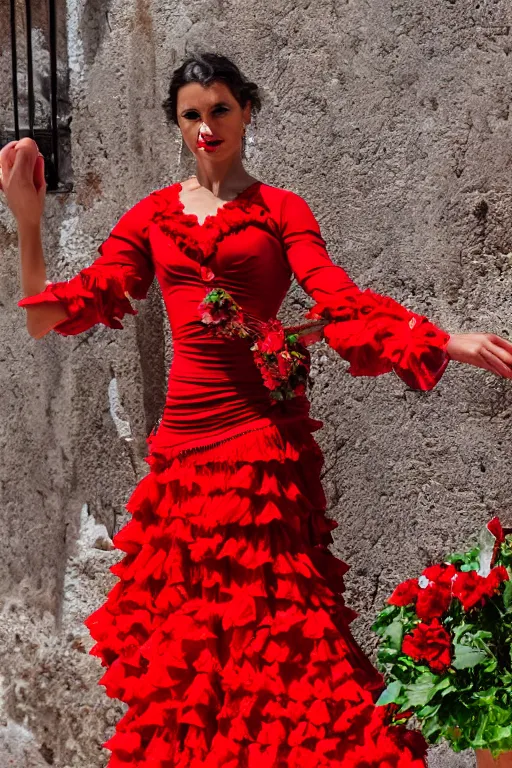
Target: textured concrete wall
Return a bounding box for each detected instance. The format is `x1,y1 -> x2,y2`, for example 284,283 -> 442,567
1,0 -> 512,765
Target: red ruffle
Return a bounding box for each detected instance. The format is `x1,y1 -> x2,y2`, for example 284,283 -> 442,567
149,182 -> 272,264
85,420 -> 427,768
17,261 -> 148,336
306,288 -> 450,390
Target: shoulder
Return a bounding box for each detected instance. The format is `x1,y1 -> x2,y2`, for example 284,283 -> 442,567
256,183 -> 314,225
116,183 -> 180,227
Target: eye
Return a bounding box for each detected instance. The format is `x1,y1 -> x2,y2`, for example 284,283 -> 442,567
182,110 -> 200,120
213,106 -> 229,115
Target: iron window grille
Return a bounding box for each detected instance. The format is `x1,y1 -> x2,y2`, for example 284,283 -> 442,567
1,0 -> 72,193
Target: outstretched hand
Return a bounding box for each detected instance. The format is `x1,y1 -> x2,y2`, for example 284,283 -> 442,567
447,333 -> 512,379
0,137 -> 46,226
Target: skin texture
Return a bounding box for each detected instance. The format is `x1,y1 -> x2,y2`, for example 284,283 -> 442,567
1,86 -> 512,377
175,80 -> 257,222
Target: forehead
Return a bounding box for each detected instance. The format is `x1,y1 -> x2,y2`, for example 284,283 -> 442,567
177,81 -> 237,109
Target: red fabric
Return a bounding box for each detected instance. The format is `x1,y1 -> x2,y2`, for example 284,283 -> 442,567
85,420 -> 427,768
19,185 -> 443,763
18,181 -> 450,450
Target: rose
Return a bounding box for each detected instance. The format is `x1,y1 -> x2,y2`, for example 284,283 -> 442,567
415,564 -> 456,621
452,566 -> 509,611
259,320 -> 286,353
388,578 -> 419,607
401,619 -> 452,673
388,565 -> 457,620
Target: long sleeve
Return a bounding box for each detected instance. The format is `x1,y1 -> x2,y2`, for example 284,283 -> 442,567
279,191 -> 450,390
18,197 -> 155,336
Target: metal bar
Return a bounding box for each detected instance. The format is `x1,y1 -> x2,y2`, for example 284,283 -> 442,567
25,0 -> 35,138
10,0 -> 20,138
48,0 -> 59,182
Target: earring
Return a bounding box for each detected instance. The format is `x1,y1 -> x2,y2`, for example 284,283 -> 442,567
241,124 -> 247,159
174,134 -> 184,180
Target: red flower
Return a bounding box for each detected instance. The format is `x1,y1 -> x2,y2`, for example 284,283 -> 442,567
415,563 -> 456,621
388,578 -> 419,607
487,516 -> 505,544
402,619 -> 452,673
452,566 -> 509,611
487,565 -> 509,591
259,320 -> 286,353
421,564 -> 457,586
276,350 -> 293,377
416,584 -> 451,621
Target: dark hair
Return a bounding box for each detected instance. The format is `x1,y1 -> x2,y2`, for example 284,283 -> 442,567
162,53 -> 262,126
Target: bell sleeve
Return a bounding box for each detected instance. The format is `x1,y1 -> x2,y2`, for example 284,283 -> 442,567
279,191 -> 450,390
18,197 -> 155,336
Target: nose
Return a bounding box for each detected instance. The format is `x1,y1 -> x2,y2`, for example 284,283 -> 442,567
199,122 -> 213,136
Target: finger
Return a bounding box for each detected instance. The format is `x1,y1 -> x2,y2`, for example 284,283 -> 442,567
33,154 -> 46,192
12,143 -> 38,178
0,142 -> 18,176
480,347 -> 512,378
476,351 -> 502,377
488,334 -> 512,356
14,137 -> 39,156
486,339 -> 512,368
0,140 -> 19,166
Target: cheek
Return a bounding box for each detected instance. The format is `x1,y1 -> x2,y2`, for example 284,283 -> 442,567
224,117 -> 243,140
180,126 -> 199,148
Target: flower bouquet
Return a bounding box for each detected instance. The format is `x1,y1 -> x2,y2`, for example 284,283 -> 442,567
198,288 -> 327,401
372,518 -> 512,764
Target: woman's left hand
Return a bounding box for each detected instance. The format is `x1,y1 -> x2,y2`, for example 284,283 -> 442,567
447,333 -> 512,379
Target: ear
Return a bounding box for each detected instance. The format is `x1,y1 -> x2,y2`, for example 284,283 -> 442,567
242,101 -> 252,125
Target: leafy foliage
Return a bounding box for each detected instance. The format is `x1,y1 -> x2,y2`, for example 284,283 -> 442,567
372,519 -> 512,757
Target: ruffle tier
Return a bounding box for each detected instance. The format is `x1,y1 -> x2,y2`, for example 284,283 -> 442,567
84,420 -> 427,768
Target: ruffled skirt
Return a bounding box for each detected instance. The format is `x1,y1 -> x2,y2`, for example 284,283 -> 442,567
84,419 -> 427,768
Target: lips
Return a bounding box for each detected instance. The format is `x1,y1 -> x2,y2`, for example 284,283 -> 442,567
197,136 -> 224,152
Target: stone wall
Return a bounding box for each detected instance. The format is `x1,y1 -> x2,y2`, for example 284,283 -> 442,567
1,0 -> 512,765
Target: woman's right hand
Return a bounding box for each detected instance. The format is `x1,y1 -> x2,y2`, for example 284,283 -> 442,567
0,137 -> 46,227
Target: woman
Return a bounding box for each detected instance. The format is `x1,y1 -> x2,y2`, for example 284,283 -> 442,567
3,53 -> 512,768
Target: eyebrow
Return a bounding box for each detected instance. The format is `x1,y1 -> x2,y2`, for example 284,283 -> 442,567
180,101 -> 230,115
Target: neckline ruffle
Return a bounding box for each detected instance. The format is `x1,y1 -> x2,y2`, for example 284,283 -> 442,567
149,181 -> 272,263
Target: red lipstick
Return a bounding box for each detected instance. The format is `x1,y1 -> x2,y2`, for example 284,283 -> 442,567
197,136 -> 224,153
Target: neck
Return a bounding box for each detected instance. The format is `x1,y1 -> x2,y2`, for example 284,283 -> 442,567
193,155 -> 254,197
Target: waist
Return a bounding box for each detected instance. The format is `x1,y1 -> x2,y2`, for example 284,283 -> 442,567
156,353 -> 312,449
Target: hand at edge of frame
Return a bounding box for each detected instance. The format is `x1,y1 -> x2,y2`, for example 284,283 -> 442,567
447,333 -> 512,379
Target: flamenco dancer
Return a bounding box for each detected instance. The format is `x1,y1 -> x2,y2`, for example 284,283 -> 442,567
3,53 -> 512,768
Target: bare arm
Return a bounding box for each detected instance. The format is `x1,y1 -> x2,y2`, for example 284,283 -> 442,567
18,220 -> 67,338
1,138 -> 67,338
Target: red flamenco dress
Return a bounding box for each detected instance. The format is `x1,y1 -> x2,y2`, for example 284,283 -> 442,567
19,181 -> 450,768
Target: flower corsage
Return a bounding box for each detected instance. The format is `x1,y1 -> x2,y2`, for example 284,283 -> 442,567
198,288 -> 326,401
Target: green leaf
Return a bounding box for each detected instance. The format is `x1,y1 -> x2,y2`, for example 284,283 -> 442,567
376,681 -> 403,706
403,672 -> 439,707
453,623 -> 478,643
383,618 -> 404,650
417,702 -> 442,718
461,562 -> 480,572
452,644 -> 488,669
503,580 -> 512,612
432,677 -> 452,694
377,647 -> 399,664
472,688 -> 497,706
422,715 -> 442,741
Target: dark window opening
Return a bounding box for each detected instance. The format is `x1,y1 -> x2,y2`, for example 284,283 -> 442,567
1,0 -> 72,193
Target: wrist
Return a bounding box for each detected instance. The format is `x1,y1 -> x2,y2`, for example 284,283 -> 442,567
17,219 -> 42,239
